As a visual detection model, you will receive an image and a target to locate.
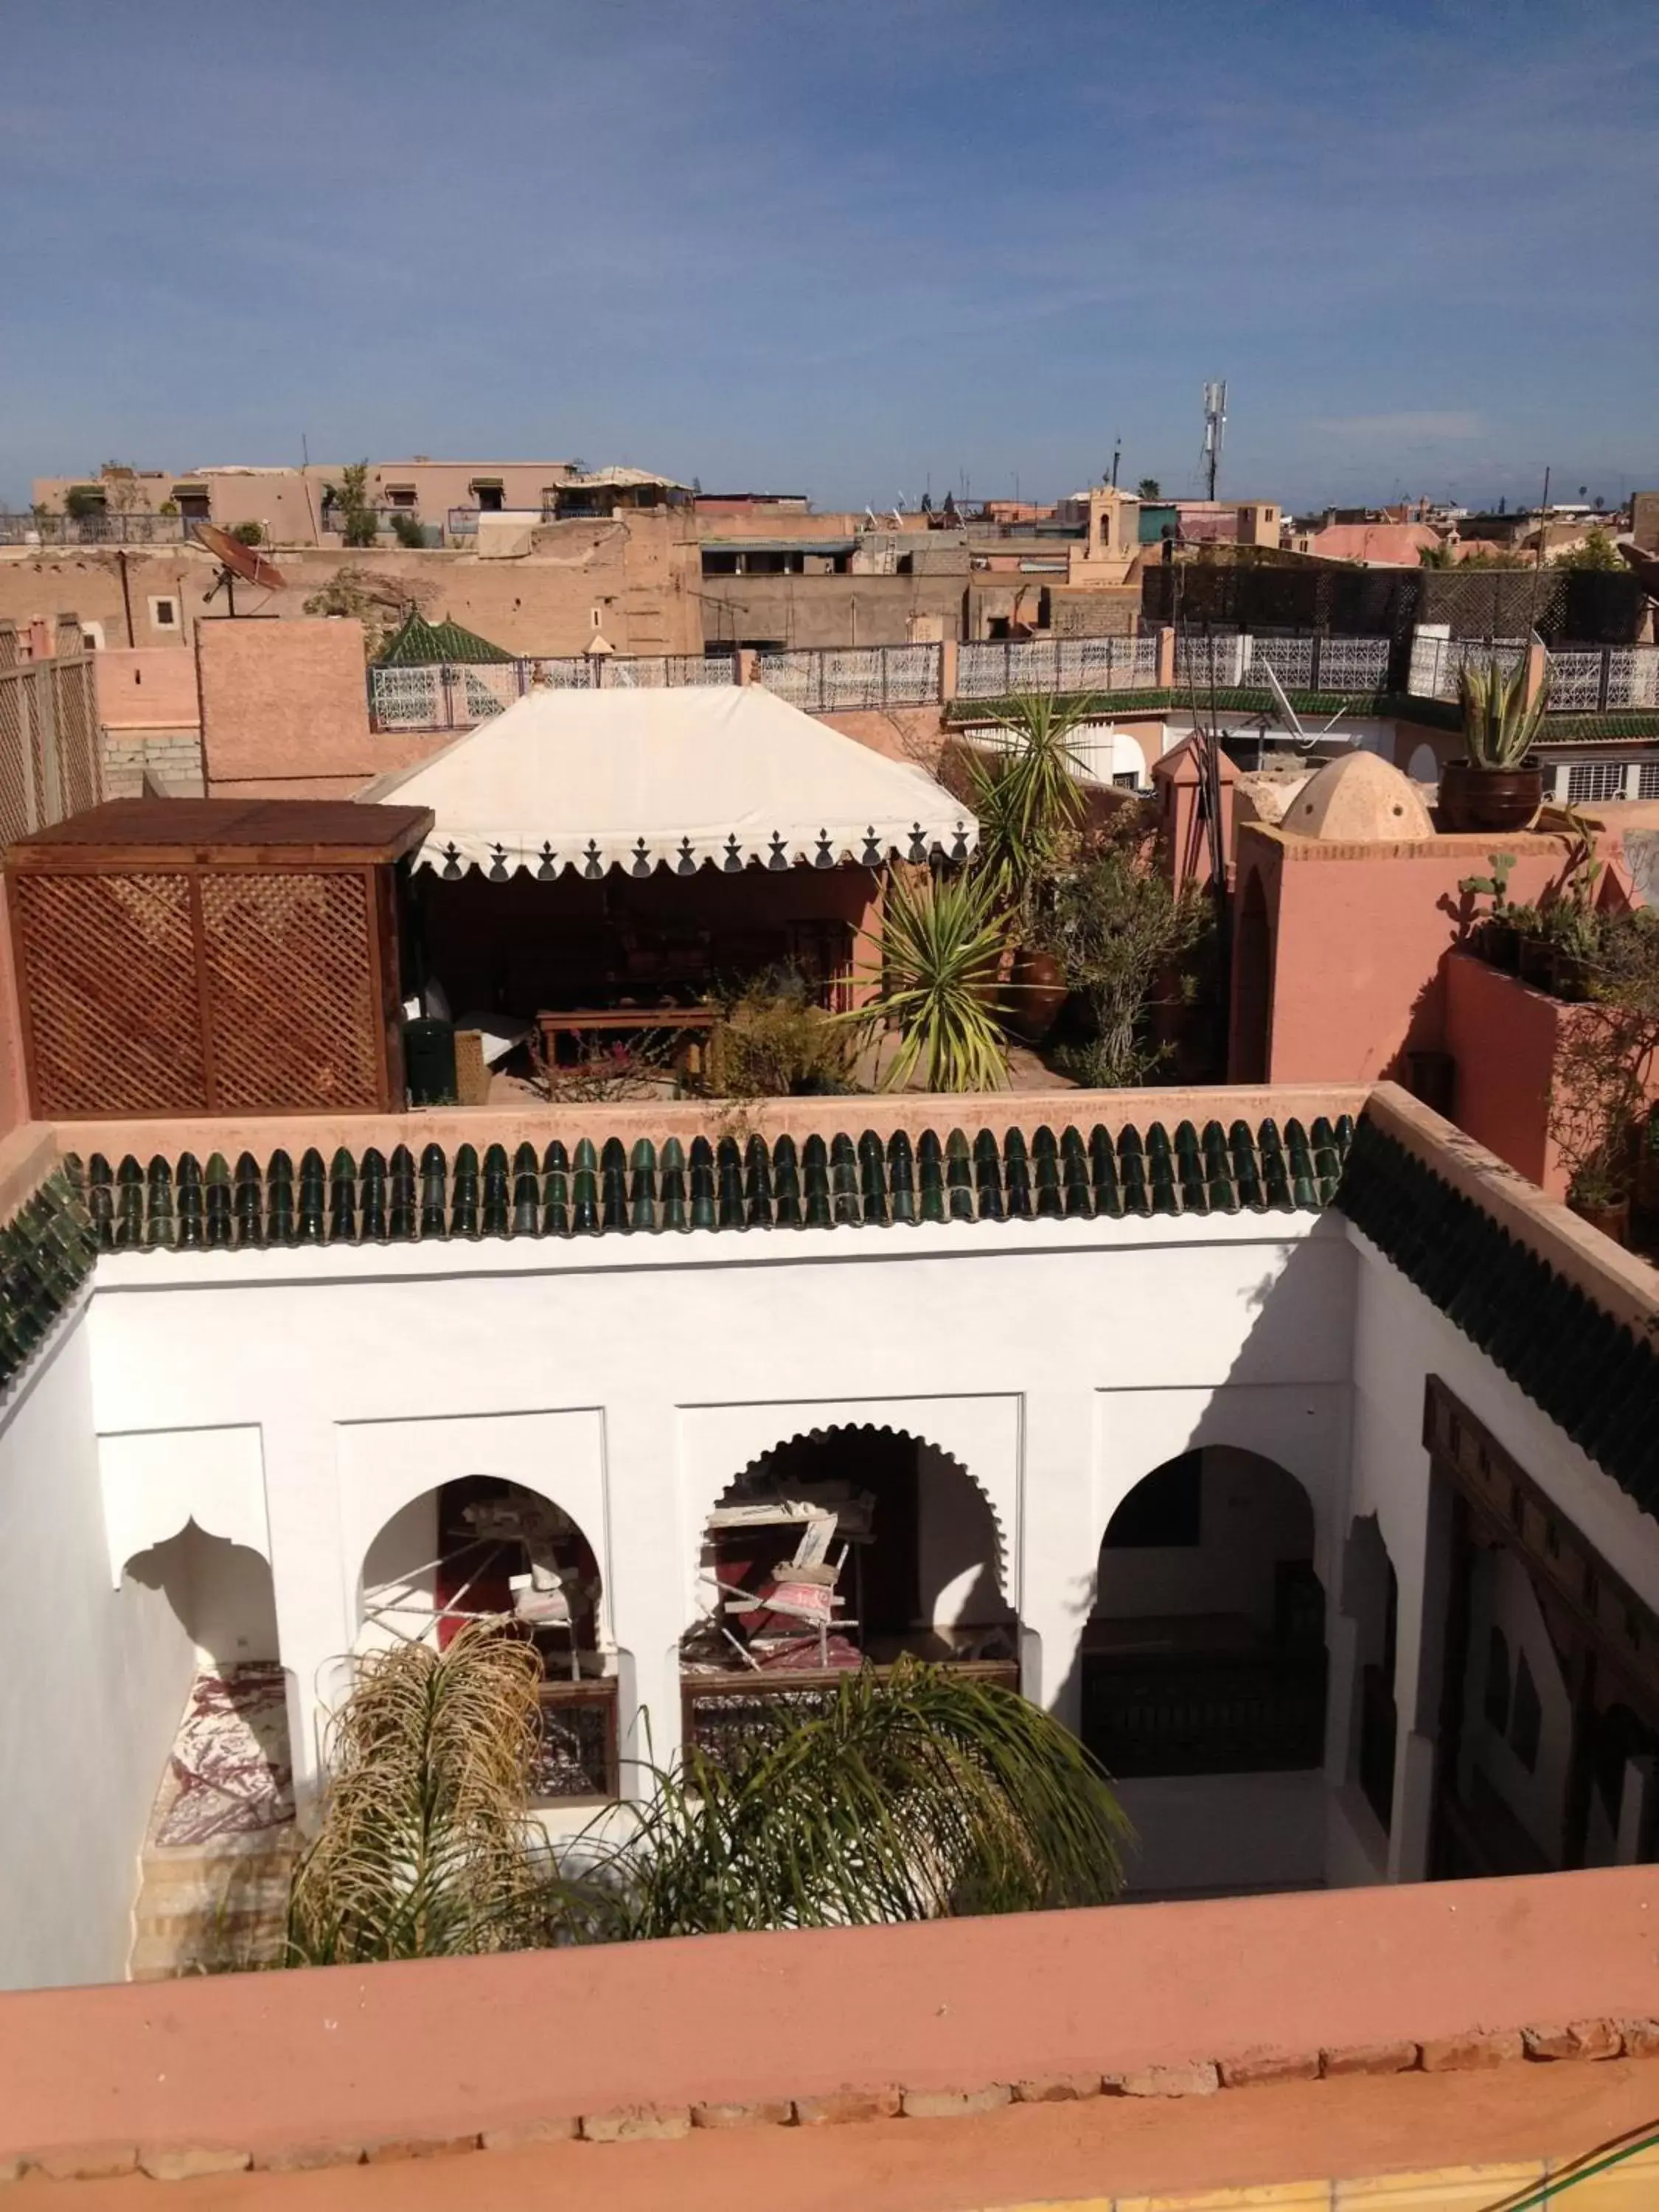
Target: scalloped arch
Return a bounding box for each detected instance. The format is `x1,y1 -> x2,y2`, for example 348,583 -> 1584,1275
720,1419 -> 1009,1597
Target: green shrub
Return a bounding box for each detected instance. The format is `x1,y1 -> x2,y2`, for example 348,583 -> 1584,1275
707,968 -> 855,1097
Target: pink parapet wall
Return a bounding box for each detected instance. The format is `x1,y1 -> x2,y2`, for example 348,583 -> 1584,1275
1,1866 -> 1658,2166
1230,818 -> 1608,1088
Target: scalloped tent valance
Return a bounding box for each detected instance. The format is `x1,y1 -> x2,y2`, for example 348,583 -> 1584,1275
361,685 -> 978,880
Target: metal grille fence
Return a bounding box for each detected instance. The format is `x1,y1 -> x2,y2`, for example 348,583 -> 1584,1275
1564,760 -> 1630,805
1544,645 -> 1659,712
1408,636 -> 1526,703
369,652 -> 737,729
757,644 -> 941,710
533,1680 -> 618,1800
606,653 -> 738,689
956,634 -> 1157,701
199,873 -> 381,1113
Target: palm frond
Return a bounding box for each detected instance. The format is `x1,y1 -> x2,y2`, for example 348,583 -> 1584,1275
841,869 -> 1012,1091
588,1659 -> 1131,1939
286,1626 -> 565,1965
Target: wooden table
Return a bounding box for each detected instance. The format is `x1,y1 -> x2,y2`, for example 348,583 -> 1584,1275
535,1004 -> 717,1080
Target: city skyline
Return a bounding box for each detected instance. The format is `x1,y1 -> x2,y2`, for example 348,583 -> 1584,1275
2,0 -> 1656,513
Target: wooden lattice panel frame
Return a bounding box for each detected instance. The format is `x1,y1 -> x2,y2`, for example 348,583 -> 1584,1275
11,871 -> 207,1113
199,870 -> 382,1113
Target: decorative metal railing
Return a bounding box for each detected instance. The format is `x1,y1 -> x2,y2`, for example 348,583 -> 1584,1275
534,1677 -> 619,1800
1543,645 -> 1659,713
956,634 -> 1158,701
1081,1647 -> 1329,1776
683,1659 -> 1020,1773
0,511 -> 192,546
757,644 -> 942,711
368,653 -> 737,729
1407,635 -> 1527,703
1174,633 -> 1391,697
74,1114 -> 1352,1252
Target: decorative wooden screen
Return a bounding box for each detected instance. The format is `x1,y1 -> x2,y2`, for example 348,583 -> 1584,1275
198,872 -> 380,1113
11,864 -> 390,1117
11,872 -> 207,1113
1424,1377 -> 1659,1727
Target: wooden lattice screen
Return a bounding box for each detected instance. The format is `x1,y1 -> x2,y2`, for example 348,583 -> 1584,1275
10,863 -> 393,1117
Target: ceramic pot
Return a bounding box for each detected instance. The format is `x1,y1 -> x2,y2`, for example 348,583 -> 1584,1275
1570,1195 -> 1630,1246
1005,946 -> 1069,1043
1439,759 -> 1543,833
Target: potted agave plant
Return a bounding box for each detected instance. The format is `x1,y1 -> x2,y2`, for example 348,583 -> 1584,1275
1440,653 -> 1548,833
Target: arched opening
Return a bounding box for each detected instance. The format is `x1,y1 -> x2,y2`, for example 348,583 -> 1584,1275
357,1478 -> 615,1803
120,1526 -> 292,1850
1405,741 -> 1440,786
1231,870 -> 1272,1083
1341,1514 -> 1399,1837
682,1426 -> 1017,1760
1452,1545 -> 1572,1875
1085,1447 -> 1326,1779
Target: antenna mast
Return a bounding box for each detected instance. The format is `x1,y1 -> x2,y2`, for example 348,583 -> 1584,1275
1201,380 -> 1228,500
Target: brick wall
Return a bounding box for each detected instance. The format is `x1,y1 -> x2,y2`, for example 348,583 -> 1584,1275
196,618 -> 374,794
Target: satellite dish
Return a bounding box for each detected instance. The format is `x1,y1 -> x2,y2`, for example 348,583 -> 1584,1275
192,522 -> 288,615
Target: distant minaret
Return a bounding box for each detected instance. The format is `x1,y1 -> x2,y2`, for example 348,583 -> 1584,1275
1201,380 -> 1228,500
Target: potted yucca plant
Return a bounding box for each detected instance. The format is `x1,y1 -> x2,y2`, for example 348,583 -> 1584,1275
1441,653 -> 1548,832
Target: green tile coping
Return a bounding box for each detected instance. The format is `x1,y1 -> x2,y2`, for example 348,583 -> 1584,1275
7,1113 -> 1655,1514
64,1116 -> 1350,1256
0,1168 -> 99,1394
1338,1115 -> 1659,1514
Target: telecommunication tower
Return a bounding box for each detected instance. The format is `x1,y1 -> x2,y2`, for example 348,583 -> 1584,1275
1201,380 -> 1228,500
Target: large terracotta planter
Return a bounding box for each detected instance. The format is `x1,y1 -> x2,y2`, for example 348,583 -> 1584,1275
1005,947 -> 1069,1043
1439,759 -> 1543,833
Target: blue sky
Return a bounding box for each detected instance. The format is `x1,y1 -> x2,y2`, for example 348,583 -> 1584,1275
3,0 -> 1655,512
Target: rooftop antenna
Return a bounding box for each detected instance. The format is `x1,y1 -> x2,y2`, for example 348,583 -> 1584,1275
1110,437 -> 1121,489
192,522 -> 288,616
1257,658 -> 1346,754
1201,380 -> 1228,500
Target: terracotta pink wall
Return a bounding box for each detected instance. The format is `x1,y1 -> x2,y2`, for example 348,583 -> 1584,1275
94,648 -> 199,731
1234,825 -> 1584,1087
197,618 -> 375,793
2,1866 -> 1658,2163
1446,949 -> 1659,1200
1444,950 -> 1568,1193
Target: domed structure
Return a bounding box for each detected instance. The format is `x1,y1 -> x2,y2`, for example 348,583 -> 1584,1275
1285,750 -> 1435,841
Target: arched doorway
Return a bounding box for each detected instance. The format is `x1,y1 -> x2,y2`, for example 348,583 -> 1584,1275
1083,1447 -> 1327,1896
120,1526 -> 292,1846
682,1425 -> 1018,1760
1405,742 -> 1440,786
356,1478 -> 615,1803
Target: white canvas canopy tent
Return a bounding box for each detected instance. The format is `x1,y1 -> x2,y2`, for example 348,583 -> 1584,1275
363,685 -> 977,880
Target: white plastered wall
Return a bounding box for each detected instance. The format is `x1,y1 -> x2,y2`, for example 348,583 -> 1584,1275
1342,1221 -> 1659,1883
0,1310 -> 198,1991
86,1212 -> 1357,1817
